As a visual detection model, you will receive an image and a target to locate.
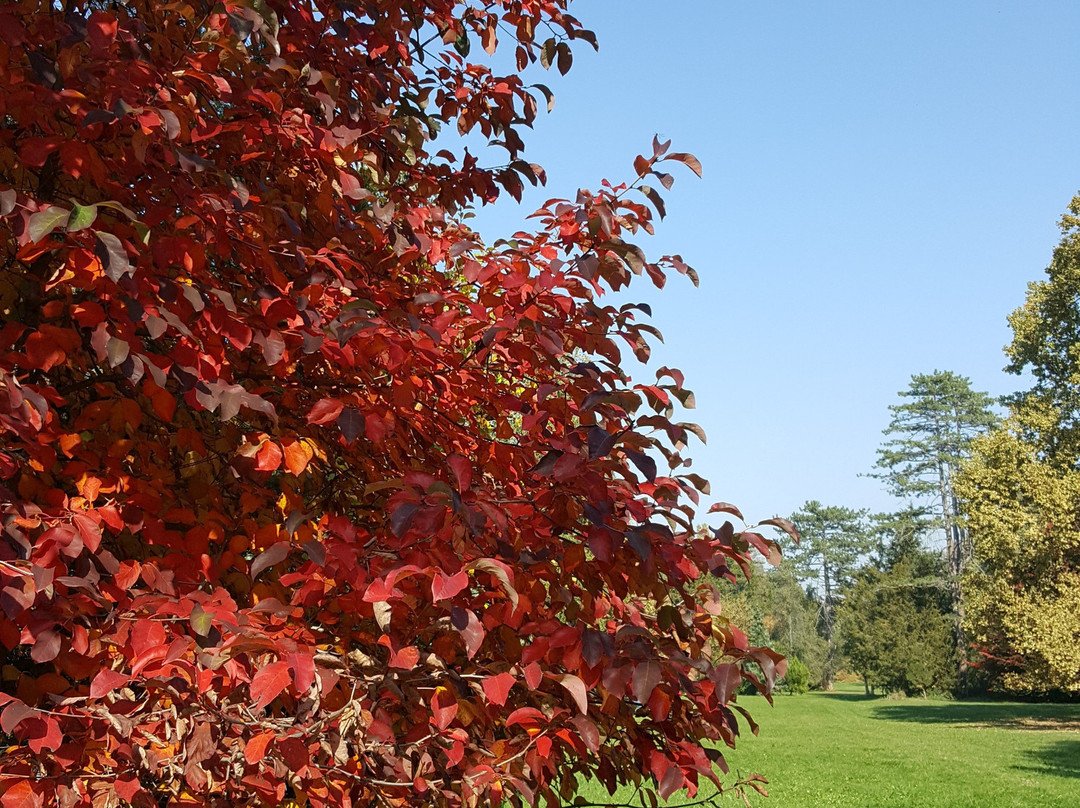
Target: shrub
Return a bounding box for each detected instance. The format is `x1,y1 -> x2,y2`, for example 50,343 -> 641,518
781,657 -> 811,694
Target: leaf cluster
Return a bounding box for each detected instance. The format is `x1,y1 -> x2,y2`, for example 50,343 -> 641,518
0,3 -> 784,808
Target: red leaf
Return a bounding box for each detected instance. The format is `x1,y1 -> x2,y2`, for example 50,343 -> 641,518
505,707 -> 546,728
29,629 -> 60,663
388,645 -> 420,670
0,701 -> 37,733
24,331 -> 66,371
658,765 -> 684,800
663,151 -> 703,177
447,454 -> 472,490
431,569 -> 469,601
523,662 -> 543,690
90,669 -> 130,699
2,781 -> 43,808
364,575 -> 400,603
453,607 -> 485,659
431,685 -> 458,731
287,652 -> 316,691
743,531 -> 783,566
446,738 -> 465,766
481,672 -> 515,706
255,440 -> 283,472
471,558 -> 519,609
647,687 -> 672,721
244,730 -> 275,764
113,777 -> 142,803
250,661 -> 291,710
755,516 -> 801,544
710,663 -> 741,704
708,502 -> 745,521
26,716 -> 63,754
307,398 -> 344,425
632,660 -> 662,703
86,11 -> 118,57
282,440 -> 313,476
535,735 -> 553,758
570,715 -> 600,752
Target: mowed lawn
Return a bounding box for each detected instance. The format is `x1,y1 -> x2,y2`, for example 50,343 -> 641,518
579,685 -> 1080,808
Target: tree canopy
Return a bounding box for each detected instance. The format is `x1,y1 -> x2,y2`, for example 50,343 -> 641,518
0,3 -> 792,808
839,514 -> 954,696
958,427 -> 1080,694
872,370 -> 997,690
959,195 -> 1080,695
786,501 -> 869,688
1004,196 -> 1080,464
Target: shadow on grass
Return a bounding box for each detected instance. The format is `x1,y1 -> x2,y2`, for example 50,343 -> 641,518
872,701 -> 1080,732
1015,739 -> 1080,779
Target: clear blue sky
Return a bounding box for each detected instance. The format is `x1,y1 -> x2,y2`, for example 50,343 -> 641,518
465,0 -> 1080,526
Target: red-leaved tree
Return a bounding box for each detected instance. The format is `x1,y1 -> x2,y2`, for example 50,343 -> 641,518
0,2 -> 795,807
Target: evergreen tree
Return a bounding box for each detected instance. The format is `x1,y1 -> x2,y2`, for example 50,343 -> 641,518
787,502 -> 871,689
872,371 -> 998,690
839,514 -> 955,695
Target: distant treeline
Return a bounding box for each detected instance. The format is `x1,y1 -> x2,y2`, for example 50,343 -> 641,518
723,196 -> 1080,699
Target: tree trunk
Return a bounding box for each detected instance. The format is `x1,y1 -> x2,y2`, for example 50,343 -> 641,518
938,452 -> 972,693
822,557 -> 834,691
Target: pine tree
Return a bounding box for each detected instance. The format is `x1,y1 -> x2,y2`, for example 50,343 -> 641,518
839,513 -> 955,695
787,502 -> 870,689
872,371 -> 998,690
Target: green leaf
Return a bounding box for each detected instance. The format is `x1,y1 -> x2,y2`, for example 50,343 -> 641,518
189,604 -> 213,637
27,206 -> 70,242
67,203 -> 98,232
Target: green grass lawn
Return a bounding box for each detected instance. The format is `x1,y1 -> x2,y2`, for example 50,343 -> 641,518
580,684 -> 1080,808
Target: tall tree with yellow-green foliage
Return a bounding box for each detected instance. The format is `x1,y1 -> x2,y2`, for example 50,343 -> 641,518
958,195 -> 1080,694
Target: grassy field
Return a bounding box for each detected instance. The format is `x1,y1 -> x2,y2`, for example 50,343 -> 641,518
580,685 -> 1080,808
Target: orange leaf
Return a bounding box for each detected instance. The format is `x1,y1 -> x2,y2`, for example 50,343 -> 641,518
282,439 -> 313,476
59,433 -> 81,457
244,730 -> 275,764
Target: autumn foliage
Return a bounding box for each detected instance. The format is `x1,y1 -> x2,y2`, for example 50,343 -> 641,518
0,2 -> 792,807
